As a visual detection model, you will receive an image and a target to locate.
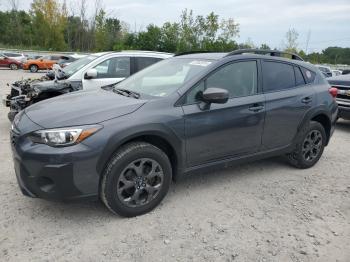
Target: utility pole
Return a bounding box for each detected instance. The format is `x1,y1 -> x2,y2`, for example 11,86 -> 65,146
305,30 -> 311,55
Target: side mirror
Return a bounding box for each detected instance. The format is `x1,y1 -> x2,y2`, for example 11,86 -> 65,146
84,68 -> 98,79
201,87 -> 229,104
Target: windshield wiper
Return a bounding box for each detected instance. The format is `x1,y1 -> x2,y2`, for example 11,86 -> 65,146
113,88 -> 140,99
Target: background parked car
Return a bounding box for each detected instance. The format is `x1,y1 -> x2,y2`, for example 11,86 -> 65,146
327,74 -> 350,120
341,69 -> 350,75
57,54 -> 87,68
0,54 -> 22,70
332,69 -> 342,76
4,51 -> 173,121
26,54 -> 42,60
1,52 -> 26,63
22,55 -> 61,72
315,65 -> 333,77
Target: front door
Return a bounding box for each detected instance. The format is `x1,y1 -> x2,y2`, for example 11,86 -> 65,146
182,60 -> 265,167
82,57 -> 131,90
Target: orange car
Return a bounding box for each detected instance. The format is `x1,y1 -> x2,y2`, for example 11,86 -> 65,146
23,55 -> 61,72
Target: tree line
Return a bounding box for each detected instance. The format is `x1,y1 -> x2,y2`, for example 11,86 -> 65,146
0,0 -> 349,65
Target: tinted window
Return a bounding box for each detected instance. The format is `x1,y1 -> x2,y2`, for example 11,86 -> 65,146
263,61 -> 295,92
51,56 -> 61,61
300,67 -> 316,84
206,61 -> 258,98
294,66 -> 305,86
94,57 -> 130,78
5,53 -> 20,57
135,57 -> 162,72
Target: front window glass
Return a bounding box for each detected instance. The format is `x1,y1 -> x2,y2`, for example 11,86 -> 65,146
115,58 -> 212,97
206,61 -> 257,98
93,57 -> 130,78
62,55 -> 97,77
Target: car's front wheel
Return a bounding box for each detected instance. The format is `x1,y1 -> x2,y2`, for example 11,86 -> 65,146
29,64 -> 38,73
286,121 -> 326,169
9,63 -> 18,70
101,142 -> 172,217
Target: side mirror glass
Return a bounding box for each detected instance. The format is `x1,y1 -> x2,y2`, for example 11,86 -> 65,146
201,87 -> 229,104
84,68 -> 98,79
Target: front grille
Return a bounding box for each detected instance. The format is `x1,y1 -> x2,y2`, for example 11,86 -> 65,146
335,86 -> 350,101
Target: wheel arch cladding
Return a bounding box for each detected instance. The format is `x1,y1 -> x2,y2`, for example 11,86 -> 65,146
311,113 -> 331,145
97,131 -> 182,182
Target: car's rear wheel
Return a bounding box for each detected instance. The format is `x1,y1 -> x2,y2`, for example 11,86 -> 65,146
29,64 -> 38,73
9,63 -> 18,70
101,142 -> 172,217
286,121 -> 326,169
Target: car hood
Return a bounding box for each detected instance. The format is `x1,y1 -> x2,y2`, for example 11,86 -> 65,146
31,79 -> 71,91
25,89 -> 146,128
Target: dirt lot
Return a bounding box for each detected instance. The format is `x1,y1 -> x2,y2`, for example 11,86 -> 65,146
0,68 -> 349,262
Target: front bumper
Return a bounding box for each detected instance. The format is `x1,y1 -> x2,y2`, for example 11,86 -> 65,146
336,98 -> 350,120
11,123 -> 102,201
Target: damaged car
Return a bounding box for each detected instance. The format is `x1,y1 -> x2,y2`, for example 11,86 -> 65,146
3,51 -> 173,121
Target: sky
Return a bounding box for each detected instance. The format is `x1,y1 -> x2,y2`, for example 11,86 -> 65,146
1,0 -> 350,52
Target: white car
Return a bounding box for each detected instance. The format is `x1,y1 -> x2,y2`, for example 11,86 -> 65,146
1,52 -> 26,63
332,70 -> 342,76
58,51 -> 173,90
5,51 -> 174,121
315,65 -> 333,77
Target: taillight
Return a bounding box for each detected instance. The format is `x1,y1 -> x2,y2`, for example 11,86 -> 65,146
329,87 -> 338,98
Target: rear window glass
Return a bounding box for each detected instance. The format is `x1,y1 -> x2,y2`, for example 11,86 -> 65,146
263,61 -> 295,92
300,67 -> 316,84
294,66 -> 306,86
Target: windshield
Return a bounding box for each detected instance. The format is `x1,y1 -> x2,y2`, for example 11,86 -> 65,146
62,55 -> 98,77
115,58 -> 212,97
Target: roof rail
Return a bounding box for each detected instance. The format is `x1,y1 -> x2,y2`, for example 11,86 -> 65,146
225,49 -> 304,61
175,51 -> 222,56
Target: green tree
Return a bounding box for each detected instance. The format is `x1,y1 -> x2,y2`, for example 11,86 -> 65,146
30,0 -> 67,50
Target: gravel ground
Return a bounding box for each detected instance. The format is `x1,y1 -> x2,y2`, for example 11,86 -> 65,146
0,68 -> 349,262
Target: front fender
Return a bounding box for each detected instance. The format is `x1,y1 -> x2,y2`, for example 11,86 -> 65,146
95,121 -> 185,179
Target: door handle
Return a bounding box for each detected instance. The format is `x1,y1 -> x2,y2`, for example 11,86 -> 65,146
301,97 -> 312,104
249,104 -> 264,112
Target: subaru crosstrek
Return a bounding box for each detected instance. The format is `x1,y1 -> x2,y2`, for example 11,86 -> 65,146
10,49 -> 338,217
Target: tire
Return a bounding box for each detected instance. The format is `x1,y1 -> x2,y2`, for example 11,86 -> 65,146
101,142 -> 172,217
286,121 -> 326,169
29,64 -> 38,73
9,63 -> 18,70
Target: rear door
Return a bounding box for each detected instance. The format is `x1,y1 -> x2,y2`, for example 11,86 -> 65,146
82,56 -> 131,90
261,60 -> 316,150
182,60 -> 265,166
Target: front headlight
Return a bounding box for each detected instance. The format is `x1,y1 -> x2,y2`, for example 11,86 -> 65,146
28,125 -> 102,147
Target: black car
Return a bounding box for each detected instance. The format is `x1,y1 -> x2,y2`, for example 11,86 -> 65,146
328,74 -> 350,120
11,49 -> 338,217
